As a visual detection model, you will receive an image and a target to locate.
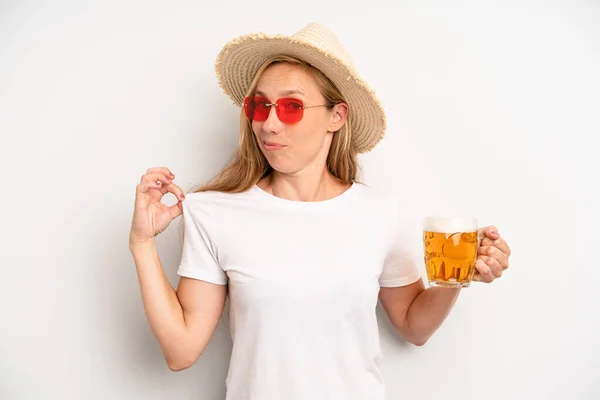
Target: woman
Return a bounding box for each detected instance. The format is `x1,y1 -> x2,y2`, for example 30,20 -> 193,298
129,23 -> 511,400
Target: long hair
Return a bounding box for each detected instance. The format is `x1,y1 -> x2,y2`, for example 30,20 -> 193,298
189,55 -> 360,194
180,56 -> 361,325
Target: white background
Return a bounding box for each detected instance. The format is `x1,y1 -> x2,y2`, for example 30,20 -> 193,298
1,1 -> 599,399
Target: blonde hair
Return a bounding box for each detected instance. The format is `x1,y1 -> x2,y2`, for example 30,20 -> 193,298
189,55 -> 360,194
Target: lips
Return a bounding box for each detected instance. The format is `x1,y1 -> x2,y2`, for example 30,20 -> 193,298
263,140 -> 286,148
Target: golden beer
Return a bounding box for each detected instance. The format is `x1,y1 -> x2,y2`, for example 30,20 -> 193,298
423,217 -> 478,287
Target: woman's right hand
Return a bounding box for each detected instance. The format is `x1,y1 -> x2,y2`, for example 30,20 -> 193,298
129,167 -> 187,247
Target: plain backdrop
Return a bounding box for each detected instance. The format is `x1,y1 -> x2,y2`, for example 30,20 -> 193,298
1,1 -> 599,399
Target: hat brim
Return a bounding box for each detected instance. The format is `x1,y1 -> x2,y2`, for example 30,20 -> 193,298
215,33 -> 386,154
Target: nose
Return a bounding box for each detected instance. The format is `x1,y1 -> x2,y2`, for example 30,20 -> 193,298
262,104 -> 283,134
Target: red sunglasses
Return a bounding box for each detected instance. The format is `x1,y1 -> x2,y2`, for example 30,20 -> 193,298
243,95 -> 331,124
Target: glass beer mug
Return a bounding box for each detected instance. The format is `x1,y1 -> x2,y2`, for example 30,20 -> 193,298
423,216 -> 479,287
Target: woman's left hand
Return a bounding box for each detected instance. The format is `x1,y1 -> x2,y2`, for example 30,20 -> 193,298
473,226 -> 511,283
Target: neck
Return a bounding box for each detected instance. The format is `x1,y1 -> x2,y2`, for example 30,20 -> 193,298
259,168 -> 350,202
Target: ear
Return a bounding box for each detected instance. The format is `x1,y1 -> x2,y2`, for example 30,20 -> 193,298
327,102 -> 348,133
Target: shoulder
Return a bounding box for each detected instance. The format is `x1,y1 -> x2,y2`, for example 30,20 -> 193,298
181,188 -> 256,218
183,189 -> 246,203
184,187 -> 257,204
353,182 -> 401,215
356,184 -> 423,242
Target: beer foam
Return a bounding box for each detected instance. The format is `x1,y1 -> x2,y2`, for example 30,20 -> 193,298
423,216 -> 478,233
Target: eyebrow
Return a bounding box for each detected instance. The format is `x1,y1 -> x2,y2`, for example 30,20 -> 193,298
255,89 -> 305,97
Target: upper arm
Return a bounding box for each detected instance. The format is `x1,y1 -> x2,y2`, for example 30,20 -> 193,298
173,197 -> 229,365
378,278 -> 425,336
175,277 -> 227,364
377,196 -> 425,335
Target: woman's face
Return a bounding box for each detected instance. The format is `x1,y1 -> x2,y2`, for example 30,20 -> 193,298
251,63 -> 346,175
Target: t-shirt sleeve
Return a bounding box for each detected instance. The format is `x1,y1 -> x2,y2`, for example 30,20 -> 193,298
378,200 -> 423,288
176,199 -> 228,285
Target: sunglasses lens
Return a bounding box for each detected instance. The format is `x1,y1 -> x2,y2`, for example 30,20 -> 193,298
243,96 -> 254,119
277,98 -> 304,123
244,96 -> 270,121
243,96 -> 304,123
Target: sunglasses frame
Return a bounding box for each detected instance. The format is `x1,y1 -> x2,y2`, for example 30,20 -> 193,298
243,95 -> 332,123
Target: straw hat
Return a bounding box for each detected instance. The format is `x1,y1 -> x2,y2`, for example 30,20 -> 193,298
215,22 -> 387,154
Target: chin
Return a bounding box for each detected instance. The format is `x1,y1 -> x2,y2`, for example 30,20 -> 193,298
267,161 -> 300,175
264,155 -> 302,175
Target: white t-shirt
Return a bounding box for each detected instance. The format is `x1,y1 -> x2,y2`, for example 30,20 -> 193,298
177,182 -> 422,400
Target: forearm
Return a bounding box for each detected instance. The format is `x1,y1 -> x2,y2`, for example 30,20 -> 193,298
129,241 -> 190,363
405,287 -> 461,345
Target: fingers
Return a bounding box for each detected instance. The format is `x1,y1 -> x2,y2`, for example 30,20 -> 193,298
136,172 -> 171,195
136,180 -> 162,194
478,255 -> 504,276
473,259 -> 496,283
141,172 -> 173,187
139,167 -> 176,190
477,246 -> 509,270
481,236 -> 511,257
168,200 -> 184,219
135,180 -> 186,201
473,225 -> 512,285
145,167 -> 175,179
166,182 -> 186,202
136,169 -> 186,201
477,225 -> 500,241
